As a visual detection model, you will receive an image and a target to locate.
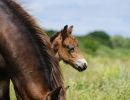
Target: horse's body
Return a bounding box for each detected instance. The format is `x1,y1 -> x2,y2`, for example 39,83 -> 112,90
0,1 -> 87,99
0,0 -> 65,100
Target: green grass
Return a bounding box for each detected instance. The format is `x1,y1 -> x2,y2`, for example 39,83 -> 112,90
10,52 -> 130,100
10,81 -> 17,100
61,53 -> 130,100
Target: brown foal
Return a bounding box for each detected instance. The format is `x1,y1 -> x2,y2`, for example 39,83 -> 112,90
51,25 -> 88,72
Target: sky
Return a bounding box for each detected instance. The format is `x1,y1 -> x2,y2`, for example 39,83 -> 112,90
19,0 -> 130,37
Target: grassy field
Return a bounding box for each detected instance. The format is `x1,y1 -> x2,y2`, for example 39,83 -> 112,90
10,49 -> 130,100
63,54 -> 130,100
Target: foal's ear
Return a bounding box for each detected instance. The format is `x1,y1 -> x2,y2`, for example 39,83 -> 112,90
68,25 -> 73,34
46,87 -> 62,100
61,25 -> 68,40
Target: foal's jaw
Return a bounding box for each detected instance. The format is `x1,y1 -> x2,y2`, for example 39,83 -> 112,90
61,58 -> 88,72
74,59 -> 88,72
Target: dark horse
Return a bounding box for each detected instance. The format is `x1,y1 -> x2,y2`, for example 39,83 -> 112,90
0,0 -> 65,100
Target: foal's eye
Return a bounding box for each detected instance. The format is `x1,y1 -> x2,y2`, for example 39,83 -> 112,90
69,48 -> 74,53
66,45 -> 75,53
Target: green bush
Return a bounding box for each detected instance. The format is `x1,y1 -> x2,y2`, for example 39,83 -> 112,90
83,37 -> 99,52
87,31 -> 113,48
45,30 -> 57,37
77,37 -> 100,54
111,35 -> 130,48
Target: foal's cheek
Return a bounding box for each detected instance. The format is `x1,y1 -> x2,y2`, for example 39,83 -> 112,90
59,48 -> 68,58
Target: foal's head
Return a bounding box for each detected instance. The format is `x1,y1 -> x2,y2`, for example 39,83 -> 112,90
51,25 -> 87,72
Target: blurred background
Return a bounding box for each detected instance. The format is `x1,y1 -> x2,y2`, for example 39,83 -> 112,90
11,0 -> 130,100
19,0 -> 130,37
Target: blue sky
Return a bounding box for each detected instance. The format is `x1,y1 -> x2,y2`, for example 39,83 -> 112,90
19,0 -> 130,36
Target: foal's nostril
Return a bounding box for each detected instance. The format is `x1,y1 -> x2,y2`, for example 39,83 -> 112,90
77,63 -> 87,72
83,63 -> 87,69
77,66 -> 82,71
81,63 -> 87,71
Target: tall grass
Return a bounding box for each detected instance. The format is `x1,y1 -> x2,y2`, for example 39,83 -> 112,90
61,53 -> 130,100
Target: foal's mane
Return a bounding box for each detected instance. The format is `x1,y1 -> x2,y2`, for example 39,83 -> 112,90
2,0 -> 64,90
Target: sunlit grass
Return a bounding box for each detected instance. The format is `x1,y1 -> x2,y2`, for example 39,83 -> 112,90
10,81 -> 17,100
61,53 -> 130,100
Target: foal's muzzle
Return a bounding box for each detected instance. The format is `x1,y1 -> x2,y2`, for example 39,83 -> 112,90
75,59 -> 88,72
76,63 -> 87,72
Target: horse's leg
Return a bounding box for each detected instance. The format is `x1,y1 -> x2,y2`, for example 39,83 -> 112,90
0,54 -> 10,100
0,78 -> 10,100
